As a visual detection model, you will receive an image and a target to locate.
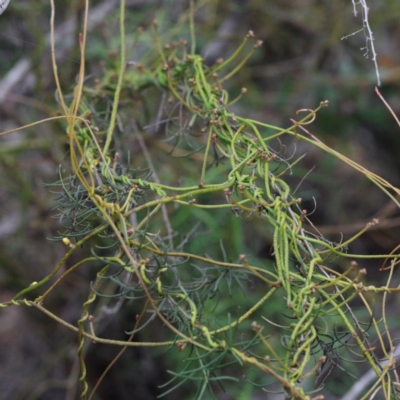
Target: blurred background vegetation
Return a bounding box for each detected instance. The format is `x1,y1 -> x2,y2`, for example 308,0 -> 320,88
2,0 -> 400,399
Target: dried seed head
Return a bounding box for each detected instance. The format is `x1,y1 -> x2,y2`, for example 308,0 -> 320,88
176,342 -> 187,351
359,268 -> 367,275
251,321 -> 261,331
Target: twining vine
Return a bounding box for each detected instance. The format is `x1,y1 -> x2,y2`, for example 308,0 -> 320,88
2,2 -> 400,400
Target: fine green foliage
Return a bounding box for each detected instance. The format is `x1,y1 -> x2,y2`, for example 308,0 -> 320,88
2,2 -> 400,400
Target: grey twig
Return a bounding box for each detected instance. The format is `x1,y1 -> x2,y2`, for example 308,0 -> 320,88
342,0 -> 381,86
0,0 -> 11,16
0,0 -> 119,103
